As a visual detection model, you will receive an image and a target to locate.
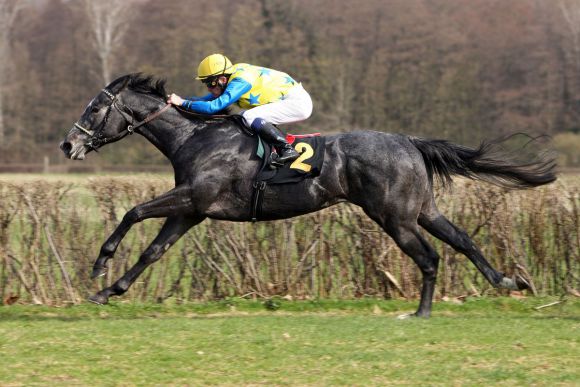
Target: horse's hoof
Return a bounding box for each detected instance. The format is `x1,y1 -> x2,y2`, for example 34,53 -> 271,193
499,276 -> 518,290
499,275 -> 530,291
88,293 -> 108,305
397,311 -> 430,319
90,265 -> 107,279
515,274 -> 530,290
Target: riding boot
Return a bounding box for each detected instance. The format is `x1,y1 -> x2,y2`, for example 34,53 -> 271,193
254,121 -> 299,164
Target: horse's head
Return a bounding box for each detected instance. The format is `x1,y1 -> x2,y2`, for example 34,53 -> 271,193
60,74 -> 139,160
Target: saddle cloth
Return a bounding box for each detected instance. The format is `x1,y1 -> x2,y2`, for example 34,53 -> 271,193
256,133 -> 325,184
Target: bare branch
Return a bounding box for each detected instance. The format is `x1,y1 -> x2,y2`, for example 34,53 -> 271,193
0,0 -> 27,145
559,0 -> 580,71
81,0 -> 139,84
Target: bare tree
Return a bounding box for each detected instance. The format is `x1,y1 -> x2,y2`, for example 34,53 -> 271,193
0,0 -> 26,146
559,0 -> 580,70
557,0 -> 580,126
82,0 -> 138,84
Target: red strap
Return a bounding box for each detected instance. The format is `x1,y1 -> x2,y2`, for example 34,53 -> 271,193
286,133 -> 321,144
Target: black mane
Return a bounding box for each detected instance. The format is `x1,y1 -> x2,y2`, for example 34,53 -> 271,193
126,73 -> 167,99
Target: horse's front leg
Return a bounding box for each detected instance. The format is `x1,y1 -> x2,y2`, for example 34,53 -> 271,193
89,215 -> 203,305
91,185 -> 195,278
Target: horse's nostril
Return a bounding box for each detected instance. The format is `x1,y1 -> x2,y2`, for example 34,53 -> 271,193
60,141 -> 72,153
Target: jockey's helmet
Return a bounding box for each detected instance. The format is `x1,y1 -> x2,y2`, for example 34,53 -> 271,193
196,54 -> 234,79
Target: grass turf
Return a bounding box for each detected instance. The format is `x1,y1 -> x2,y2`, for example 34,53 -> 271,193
0,297 -> 578,385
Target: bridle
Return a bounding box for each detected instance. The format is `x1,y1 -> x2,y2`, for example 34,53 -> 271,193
74,88 -> 171,151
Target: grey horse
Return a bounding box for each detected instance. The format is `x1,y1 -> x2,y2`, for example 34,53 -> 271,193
60,74 -> 556,317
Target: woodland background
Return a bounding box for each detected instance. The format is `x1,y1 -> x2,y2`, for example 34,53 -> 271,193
1,0 -> 580,170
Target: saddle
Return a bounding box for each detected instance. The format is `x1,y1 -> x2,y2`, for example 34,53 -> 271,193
189,111 -> 325,221
251,133 -> 325,221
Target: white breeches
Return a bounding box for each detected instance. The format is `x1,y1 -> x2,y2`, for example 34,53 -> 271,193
242,83 -> 313,127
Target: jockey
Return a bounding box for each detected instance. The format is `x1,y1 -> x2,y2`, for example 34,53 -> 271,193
167,53 -> 313,165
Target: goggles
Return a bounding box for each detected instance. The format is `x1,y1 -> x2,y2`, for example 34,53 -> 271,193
202,76 -> 220,88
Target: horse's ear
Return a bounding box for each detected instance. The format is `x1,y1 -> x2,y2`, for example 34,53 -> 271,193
107,74 -> 132,94
119,76 -> 131,91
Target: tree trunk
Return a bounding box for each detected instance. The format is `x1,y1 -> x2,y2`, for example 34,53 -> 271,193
0,0 -> 25,146
83,0 -> 136,85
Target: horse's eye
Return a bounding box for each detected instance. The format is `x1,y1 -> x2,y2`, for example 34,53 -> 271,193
91,106 -> 100,113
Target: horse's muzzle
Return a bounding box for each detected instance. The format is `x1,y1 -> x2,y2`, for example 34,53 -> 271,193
60,139 -> 87,160
60,140 -> 72,157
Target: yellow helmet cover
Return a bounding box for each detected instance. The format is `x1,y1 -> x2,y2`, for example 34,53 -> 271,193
196,54 -> 234,79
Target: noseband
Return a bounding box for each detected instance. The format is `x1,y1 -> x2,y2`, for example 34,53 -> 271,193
74,88 -> 171,151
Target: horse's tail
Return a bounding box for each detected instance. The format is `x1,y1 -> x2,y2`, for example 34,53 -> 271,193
408,135 -> 557,189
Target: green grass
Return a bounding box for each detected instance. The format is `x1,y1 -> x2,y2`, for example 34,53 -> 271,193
1,298 -> 578,386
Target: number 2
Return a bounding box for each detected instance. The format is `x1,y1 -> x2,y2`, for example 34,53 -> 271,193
289,142 -> 314,172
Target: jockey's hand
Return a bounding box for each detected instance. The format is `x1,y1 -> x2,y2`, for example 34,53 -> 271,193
167,93 -> 184,106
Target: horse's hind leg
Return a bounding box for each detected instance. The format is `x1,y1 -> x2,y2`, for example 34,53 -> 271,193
383,223 -> 441,317
89,215 -> 202,305
418,203 -> 528,291
367,212 -> 441,318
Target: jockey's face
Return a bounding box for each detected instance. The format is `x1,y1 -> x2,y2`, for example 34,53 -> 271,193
204,75 -> 228,98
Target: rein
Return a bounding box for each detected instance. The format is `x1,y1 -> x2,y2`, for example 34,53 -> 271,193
173,105 -> 255,137
74,88 -> 172,151
174,105 -> 231,120
74,86 -> 253,151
